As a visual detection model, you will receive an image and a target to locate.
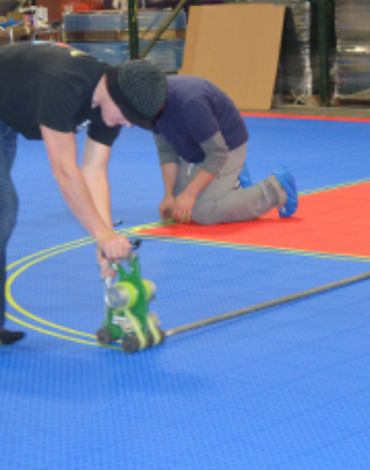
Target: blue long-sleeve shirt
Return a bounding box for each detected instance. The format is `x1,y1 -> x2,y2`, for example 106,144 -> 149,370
153,75 -> 248,173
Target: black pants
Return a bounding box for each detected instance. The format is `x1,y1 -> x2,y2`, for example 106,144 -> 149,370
0,121 -> 18,328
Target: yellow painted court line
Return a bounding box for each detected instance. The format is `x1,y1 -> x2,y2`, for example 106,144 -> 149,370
5,228 -> 138,342
128,179 -> 370,263
6,214 -> 370,346
131,233 -> 370,264
7,238 -> 92,271
299,177 -> 370,195
6,247 -> 98,339
5,226 -> 146,343
7,226 -> 134,272
6,312 -> 120,349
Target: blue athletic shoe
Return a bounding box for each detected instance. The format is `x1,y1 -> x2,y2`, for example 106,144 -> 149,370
239,165 -> 252,188
272,166 -> 298,218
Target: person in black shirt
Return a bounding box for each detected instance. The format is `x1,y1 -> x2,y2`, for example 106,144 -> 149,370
0,42 -> 167,345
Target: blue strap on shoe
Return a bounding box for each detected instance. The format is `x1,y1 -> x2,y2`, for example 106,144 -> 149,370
272,166 -> 298,218
239,163 -> 252,188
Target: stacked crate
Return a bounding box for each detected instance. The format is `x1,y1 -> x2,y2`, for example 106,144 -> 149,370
334,0 -> 370,101
237,0 -> 314,103
63,9 -> 186,72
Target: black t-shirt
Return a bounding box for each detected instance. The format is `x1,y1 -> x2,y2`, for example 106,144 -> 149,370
0,42 -> 120,146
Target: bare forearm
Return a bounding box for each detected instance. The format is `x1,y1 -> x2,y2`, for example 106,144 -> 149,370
161,162 -> 179,195
183,168 -> 215,198
54,167 -> 111,239
81,138 -> 112,227
82,169 -> 112,227
41,126 -> 112,240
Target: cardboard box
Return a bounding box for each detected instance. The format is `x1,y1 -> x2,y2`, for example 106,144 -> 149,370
180,4 -> 285,110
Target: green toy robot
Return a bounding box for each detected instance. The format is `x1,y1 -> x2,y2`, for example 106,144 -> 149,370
96,253 -> 165,352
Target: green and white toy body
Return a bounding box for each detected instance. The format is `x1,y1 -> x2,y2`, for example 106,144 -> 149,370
96,255 -> 164,352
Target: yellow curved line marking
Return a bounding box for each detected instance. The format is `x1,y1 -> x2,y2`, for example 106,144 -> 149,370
6,211 -> 370,347
7,237 -> 93,271
6,225 -> 133,272
5,227 -> 139,343
130,221 -> 170,232
300,177 -> 370,195
131,233 -> 370,263
131,179 -> 370,262
5,226 -> 147,344
6,246 -> 97,338
6,312 -> 120,349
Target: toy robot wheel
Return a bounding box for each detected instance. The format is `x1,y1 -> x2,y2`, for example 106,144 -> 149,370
122,334 -> 140,353
145,328 -> 163,347
146,331 -> 154,348
147,327 -> 166,347
96,327 -> 113,345
157,327 -> 166,344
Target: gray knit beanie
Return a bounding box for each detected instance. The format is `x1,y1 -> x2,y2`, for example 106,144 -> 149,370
106,59 -> 167,129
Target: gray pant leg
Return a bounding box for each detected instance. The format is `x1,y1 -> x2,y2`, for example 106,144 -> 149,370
176,144 -> 280,225
0,122 -> 19,327
175,143 -> 247,196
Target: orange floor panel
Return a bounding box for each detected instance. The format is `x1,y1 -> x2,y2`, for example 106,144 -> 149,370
138,182 -> 370,258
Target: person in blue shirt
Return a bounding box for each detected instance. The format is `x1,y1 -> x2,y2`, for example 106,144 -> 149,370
153,75 -> 297,225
